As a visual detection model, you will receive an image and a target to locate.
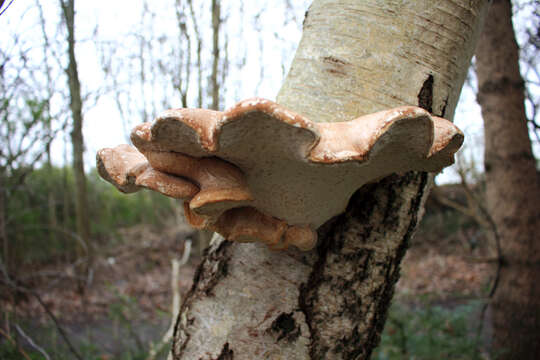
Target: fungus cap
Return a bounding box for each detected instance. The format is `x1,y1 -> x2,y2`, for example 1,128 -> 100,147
97,98 -> 463,250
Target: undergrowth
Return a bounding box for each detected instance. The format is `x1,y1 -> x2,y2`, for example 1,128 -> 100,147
374,300 -> 491,360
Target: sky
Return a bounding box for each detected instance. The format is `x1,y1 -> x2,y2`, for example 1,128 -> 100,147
1,0 -> 537,185
1,0 -> 309,168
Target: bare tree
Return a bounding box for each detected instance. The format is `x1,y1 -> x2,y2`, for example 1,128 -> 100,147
187,0 -> 203,108
171,1 -> 490,358
210,0 -> 221,111
60,0 -> 91,289
34,0 -> 62,246
0,25 -> 58,274
475,0 -> 540,358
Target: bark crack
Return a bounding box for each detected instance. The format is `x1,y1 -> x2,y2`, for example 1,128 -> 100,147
322,56 -> 350,77
270,312 -> 301,343
417,74 -> 434,113
214,342 -> 234,360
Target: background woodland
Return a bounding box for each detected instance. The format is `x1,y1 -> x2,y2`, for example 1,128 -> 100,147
0,0 -> 538,359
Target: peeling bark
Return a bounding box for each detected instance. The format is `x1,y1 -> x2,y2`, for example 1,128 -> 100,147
172,1 -> 489,358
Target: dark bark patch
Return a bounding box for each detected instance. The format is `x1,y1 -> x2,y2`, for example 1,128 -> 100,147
365,172 -> 427,358
212,342 -> 234,360
300,180 -> 385,359
269,312 -> 301,342
326,68 -> 347,76
477,76 -> 525,105
479,76 -> 524,95
382,175 -> 400,227
198,240 -> 231,297
298,214 -> 342,354
302,4 -> 312,28
322,56 -> 350,77
303,9 -> 309,27
300,172 -> 429,360
440,96 -> 448,117
322,56 -> 349,65
417,74 -> 434,113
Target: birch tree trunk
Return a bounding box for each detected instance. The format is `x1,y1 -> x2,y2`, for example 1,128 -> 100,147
172,1 -> 489,359
475,1 -> 540,358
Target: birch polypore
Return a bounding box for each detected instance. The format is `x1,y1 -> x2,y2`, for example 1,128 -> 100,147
97,98 -> 462,250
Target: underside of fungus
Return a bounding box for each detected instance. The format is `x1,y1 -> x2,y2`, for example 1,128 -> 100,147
97,98 -> 463,251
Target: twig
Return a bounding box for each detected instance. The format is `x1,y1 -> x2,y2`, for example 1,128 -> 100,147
179,238 -> 192,267
0,258 -> 84,360
146,239 -> 191,360
15,324 -> 51,360
0,0 -> 15,17
0,327 -> 32,360
432,192 -> 490,229
453,169 -> 503,342
29,288 -> 84,360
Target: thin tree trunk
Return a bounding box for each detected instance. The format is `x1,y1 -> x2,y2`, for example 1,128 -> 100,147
0,172 -> 8,275
60,0 -> 91,285
187,0 -> 203,108
210,0 -> 221,111
193,0 -> 222,255
174,0 -> 191,108
475,1 -> 540,358
172,1 -> 489,359
62,134 -> 72,261
139,1 -> 149,123
36,0 -> 58,246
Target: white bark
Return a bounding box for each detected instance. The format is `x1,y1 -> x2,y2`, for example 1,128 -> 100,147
278,0 -> 486,122
172,1 -> 489,359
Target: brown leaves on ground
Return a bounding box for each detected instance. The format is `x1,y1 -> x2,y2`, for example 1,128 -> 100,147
397,248 -> 493,299
3,218 -> 494,324
3,222 -> 198,324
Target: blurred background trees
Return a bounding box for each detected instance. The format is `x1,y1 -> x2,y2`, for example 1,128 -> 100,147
0,0 -> 308,275
475,0 -> 540,358
0,0 -> 538,358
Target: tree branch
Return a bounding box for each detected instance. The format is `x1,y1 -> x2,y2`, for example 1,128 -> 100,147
0,327 -> 32,360
15,324 -> 51,360
0,0 -> 15,17
0,258 -> 84,360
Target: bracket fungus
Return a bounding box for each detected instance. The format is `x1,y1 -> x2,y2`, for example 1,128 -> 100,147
97,98 -> 463,251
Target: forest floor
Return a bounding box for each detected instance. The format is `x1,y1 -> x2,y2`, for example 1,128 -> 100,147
1,215 -> 496,359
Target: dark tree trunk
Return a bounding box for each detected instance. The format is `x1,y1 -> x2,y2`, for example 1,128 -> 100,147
0,172 -> 8,274
475,1 -> 540,358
